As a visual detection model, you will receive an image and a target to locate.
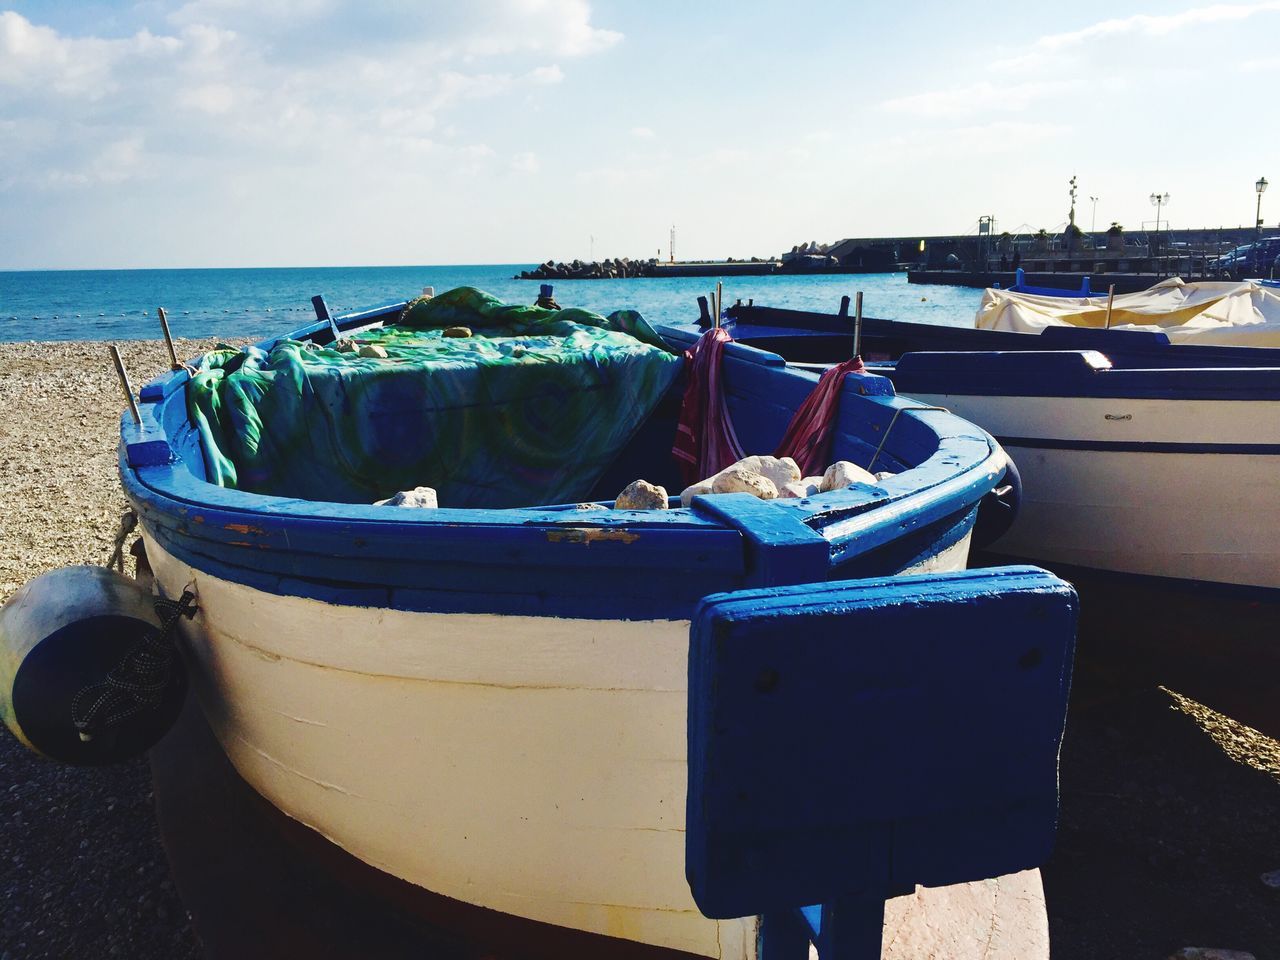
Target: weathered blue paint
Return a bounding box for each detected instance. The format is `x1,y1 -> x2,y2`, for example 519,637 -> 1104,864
886,349 -> 1280,401
1008,267 -> 1095,297
118,296 -> 1009,620
717,301 -> 1280,373
997,436 -> 1280,455
686,566 -> 1077,959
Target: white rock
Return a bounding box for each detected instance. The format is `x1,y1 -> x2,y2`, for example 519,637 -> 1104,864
820,460 -> 879,492
574,502 -> 608,511
680,479 -> 715,507
712,466 -> 777,500
725,455 -> 800,489
779,479 -> 820,499
358,344 -> 388,359
801,475 -> 825,490
615,479 -> 669,510
333,338 -> 357,353
374,486 -> 438,508
874,471 -> 896,481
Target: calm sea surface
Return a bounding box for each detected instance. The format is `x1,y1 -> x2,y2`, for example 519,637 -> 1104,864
0,266 -> 982,344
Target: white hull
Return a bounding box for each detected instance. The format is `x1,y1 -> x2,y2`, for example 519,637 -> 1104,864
144,532 -> 1046,959
903,393 -> 1280,590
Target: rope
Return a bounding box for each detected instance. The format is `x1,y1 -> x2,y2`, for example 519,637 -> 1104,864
71,590 -> 198,743
105,508 -> 137,572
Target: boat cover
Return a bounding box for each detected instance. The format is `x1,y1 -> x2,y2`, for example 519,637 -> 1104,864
976,278 -> 1280,346
187,287 -> 683,508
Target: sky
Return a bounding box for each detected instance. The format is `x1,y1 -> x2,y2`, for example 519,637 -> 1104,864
1,0 -> 1278,269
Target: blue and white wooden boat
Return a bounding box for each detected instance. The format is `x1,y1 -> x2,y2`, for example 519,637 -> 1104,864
86,291 -> 1076,958
716,302 -> 1280,597
1006,268 -> 1099,297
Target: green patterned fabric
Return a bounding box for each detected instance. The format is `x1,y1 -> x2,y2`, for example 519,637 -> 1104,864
186,288 -> 683,508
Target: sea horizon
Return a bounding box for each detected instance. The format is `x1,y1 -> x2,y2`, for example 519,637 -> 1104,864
0,266 -> 985,344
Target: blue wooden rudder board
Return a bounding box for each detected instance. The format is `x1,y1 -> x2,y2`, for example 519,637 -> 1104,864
686,565 -> 1077,959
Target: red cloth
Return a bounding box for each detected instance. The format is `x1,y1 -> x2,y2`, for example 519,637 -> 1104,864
672,328 -> 746,485
773,356 -> 867,477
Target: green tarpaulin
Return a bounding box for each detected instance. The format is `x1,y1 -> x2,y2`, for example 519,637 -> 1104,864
187,287 -> 683,509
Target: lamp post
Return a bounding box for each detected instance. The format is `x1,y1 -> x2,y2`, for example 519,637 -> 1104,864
1256,176 -> 1269,239
1089,196 -> 1099,233
1149,192 -> 1169,273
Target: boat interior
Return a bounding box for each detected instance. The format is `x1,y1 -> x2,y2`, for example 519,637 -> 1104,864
175,302 -> 940,513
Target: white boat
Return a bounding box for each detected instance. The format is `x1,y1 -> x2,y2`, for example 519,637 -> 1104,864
714,299 -> 1280,598
976,277 -> 1280,347
884,348 -> 1280,595
1,288 -> 1077,959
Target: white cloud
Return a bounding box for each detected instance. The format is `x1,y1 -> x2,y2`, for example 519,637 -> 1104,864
0,11 -> 181,99
0,3 -> 619,193
864,120 -> 1070,163
178,83 -> 237,114
1240,56 -> 1280,72
510,151 -> 540,173
631,126 -> 655,139
880,80 -> 1070,117
527,65 -> 564,84
1036,2 -> 1280,48
993,2 -> 1280,69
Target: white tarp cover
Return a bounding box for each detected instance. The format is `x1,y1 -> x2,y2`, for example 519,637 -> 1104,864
975,278 -> 1280,346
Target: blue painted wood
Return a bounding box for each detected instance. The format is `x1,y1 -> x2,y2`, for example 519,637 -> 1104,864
719,303 -> 1280,371
888,349 -> 1280,401
998,436 -> 1280,456
686,566 -> 1077,928
1008,268 -> 1095,297
692,493 -> 830,587
138,368 -> 191,403
115,296 -> 1010,619
122,408 -> 173,467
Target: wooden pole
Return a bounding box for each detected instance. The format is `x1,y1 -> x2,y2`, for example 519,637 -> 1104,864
109,345 -> 142,425
1103,284 -> 1116,329
853,291 -> 864,359
157,307 -> 180,370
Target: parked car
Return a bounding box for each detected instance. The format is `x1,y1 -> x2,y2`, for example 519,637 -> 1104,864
1213,236 -> 1280,277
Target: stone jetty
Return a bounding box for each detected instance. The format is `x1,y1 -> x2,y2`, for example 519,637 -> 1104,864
516,257 -> 661,280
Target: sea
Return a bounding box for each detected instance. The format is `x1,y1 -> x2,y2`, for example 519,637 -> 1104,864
0,265 -> 984,344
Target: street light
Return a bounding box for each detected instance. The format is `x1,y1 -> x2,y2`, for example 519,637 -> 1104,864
1256,176 -> 1269,238
1149,192 -> 1170,230
1089,196 -> 1099,233
1150,192 -> 1170,274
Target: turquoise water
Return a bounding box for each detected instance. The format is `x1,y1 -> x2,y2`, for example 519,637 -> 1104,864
0,266 -> 982,343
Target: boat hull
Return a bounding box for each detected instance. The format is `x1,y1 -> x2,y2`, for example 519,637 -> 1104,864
149,679 -> 1049,960
897,393 -> 1280,594
141,528 -> 1043,959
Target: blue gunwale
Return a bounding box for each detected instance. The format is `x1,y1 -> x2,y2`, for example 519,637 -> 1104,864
118,298 -> 1007,618
883,349 -> 1280,402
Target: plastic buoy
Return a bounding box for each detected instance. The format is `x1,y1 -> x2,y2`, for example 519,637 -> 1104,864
0,567 -> 187,765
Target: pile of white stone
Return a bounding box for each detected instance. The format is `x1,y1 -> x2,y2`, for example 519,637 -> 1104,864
614,455 -> 893,511
370,456 -> 896,513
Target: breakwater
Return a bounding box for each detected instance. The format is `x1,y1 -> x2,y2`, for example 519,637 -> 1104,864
515,257 -> 783,280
